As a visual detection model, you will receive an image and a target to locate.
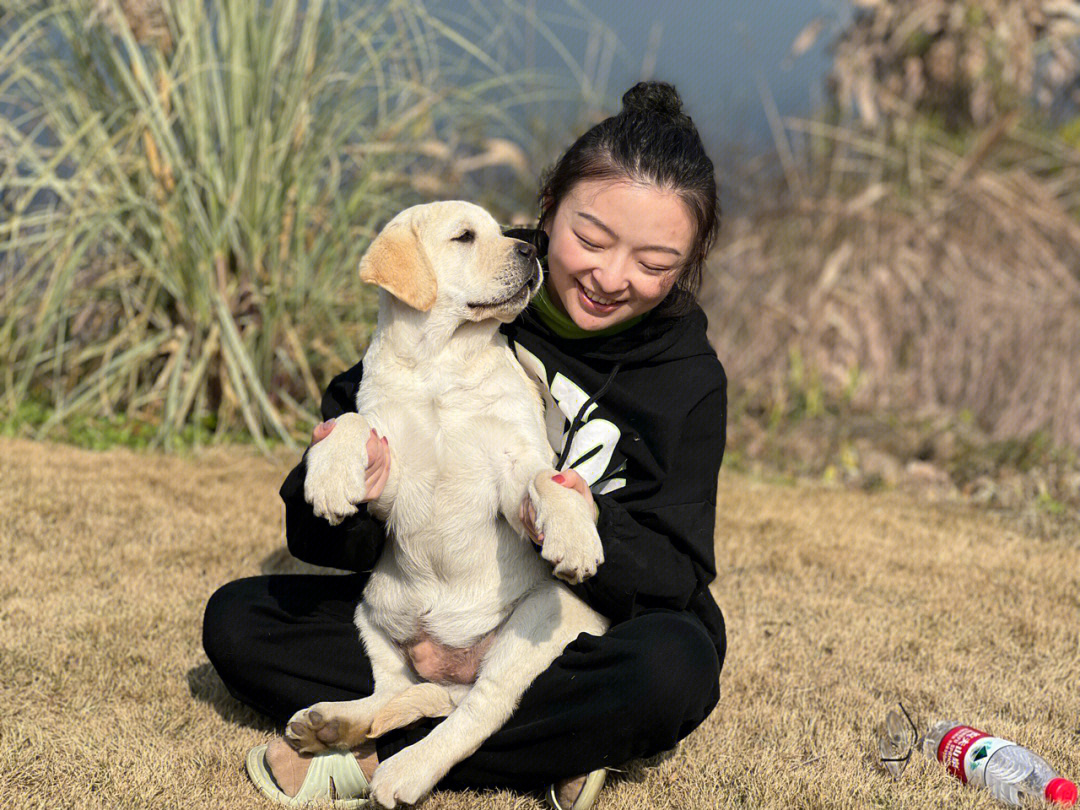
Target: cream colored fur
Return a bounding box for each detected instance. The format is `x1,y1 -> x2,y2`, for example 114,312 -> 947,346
293,201 -> 609,808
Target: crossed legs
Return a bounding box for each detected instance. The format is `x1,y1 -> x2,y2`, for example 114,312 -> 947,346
203,574 -> 722,794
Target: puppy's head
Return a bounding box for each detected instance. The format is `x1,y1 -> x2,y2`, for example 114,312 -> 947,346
359,201 -> 542,323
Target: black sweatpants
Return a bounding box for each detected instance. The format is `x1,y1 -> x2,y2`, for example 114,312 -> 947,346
202,574 -> 722,792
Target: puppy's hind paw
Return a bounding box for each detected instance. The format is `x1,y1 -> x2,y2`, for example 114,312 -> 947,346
285,705 -> 348,754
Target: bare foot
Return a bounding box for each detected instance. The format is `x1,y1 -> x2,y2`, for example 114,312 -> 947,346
264,736 -> 379,796
554,773 -> 588,809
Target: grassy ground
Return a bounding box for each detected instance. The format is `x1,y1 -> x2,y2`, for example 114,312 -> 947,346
1,436 -> 1077,809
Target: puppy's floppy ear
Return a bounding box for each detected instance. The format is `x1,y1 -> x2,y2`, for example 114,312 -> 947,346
358,222 -> 437,311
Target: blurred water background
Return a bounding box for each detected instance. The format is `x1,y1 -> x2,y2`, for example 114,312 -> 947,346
480,0 -> 851,197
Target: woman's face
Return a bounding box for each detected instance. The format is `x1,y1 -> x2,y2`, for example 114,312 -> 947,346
543,178 -> 695,330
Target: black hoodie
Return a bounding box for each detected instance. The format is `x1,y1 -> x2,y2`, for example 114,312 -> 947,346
279,240 -> 727,659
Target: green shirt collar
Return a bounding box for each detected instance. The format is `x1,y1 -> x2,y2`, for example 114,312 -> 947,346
530,282 -> 645,339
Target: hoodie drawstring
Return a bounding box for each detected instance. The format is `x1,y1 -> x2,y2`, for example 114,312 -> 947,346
555,362 -> 622,472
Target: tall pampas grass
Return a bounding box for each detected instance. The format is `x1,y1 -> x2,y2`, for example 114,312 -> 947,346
0,0 -> 545,448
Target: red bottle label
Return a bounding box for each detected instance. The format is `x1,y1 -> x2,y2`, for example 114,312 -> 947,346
937,725 -> 989,783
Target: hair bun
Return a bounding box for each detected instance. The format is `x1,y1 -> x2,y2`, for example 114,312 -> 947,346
621,81 -> 685,120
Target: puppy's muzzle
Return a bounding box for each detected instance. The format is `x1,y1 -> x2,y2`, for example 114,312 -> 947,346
508,240 -> 542,294
468,241 -> 543,312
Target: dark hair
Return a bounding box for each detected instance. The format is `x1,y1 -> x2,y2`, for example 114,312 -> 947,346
537,81 -> 720,316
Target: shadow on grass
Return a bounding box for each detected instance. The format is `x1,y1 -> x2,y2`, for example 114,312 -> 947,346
187,661 -> 279,733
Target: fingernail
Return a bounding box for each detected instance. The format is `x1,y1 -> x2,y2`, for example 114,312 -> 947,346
552,474 -> 565,484
381,436 -> 388,445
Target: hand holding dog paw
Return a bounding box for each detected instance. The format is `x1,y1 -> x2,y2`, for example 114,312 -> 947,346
304,413 -> 388,524
519,469 -> 596,546
361,428 -> 392,502
311,420 -> 391,502
527,470 -> 604,584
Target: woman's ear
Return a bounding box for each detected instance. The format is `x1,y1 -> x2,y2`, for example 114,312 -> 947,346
358,221 -> 437,311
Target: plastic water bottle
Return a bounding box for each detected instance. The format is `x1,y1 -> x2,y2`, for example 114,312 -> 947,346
923,720 -> 1078,806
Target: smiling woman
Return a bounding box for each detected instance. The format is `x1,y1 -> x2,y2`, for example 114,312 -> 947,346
543,179 -> 693,330
535,80 -> 721,326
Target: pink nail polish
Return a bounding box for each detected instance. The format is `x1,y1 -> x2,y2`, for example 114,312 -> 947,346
552,474 -> 565,484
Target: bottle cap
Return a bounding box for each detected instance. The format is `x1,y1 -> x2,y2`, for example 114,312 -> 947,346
1046,777 -> 1078,805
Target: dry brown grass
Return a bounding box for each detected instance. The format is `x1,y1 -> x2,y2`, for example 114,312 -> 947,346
1,437 -> 1077,809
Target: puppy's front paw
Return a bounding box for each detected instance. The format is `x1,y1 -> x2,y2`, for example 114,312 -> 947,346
303,413 -> 370,525
531,475 -> 605,585
370,748 -> 441,809
539,520 -> 604,585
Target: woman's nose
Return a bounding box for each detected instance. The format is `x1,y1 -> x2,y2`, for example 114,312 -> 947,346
591,257 -> 629,293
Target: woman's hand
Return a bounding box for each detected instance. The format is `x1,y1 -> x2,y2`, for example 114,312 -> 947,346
311,419 -> 391,503
518,469 -> 596,546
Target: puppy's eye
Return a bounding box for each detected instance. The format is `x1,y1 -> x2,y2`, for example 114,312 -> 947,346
452,229 -> 475,244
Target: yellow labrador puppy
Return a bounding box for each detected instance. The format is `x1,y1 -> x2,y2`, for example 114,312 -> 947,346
292,201 -> 608,808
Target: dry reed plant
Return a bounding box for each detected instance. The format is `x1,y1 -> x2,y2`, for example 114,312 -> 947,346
89,0 -> 173,52
2,437 -> 1078,809
705,111 -> 1080,455
706,0 -> 1080,459
829,0 -> 1080,130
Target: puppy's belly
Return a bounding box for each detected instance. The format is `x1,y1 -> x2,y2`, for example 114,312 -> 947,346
402,628 -> 497,685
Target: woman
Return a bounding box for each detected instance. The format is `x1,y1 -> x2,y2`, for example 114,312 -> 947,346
203,80 -> 727,810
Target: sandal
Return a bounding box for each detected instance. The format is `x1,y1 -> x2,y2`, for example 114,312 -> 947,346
546,768 -> 607,810
245,744 -> 371,808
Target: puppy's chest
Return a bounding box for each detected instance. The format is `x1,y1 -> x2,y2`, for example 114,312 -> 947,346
395,370 -> 529,442
368,380 -> 518,467
423,394 -> 526,472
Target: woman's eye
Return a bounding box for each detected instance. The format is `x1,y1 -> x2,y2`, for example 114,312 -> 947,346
452,230 -> 475,243
575,233 -> 601,249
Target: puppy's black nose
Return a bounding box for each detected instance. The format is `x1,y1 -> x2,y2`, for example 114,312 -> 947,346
514,241 -> 537,262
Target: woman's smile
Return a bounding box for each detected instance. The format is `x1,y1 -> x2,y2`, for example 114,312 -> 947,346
577,280 -> 625,312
